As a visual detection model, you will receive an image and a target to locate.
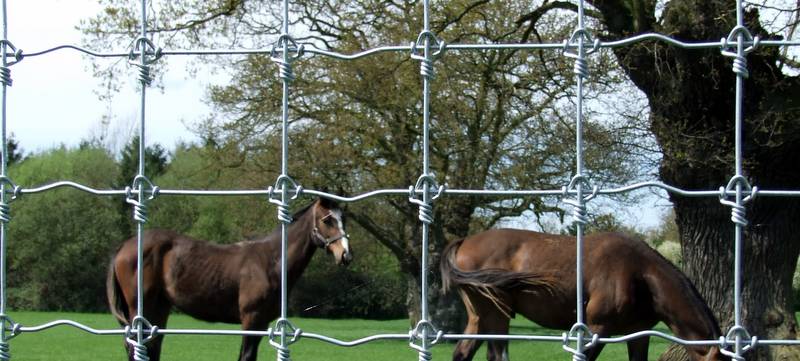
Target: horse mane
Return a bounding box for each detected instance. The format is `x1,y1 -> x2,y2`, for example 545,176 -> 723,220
440,238 -> 561,318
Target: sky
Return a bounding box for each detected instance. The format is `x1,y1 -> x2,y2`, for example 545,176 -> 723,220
6,0 -> 207,154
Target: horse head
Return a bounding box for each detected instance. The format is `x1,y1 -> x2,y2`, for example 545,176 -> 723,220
311,197 -> 353,266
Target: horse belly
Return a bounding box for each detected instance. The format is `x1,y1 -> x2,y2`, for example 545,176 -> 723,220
512,290 -> 575,330
170,288 -> 241,323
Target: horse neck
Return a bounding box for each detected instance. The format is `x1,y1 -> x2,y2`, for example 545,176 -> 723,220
281,210 -> 319,284
649,261 -> 722,342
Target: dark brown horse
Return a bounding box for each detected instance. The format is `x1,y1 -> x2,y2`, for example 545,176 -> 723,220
441,229 -> 727,361
107,197 -> 352,361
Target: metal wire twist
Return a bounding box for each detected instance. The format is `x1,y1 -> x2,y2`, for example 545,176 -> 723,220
408,175 -> 445,224
561,175 -> 598,225
128,37 -> 162,87
563,29 -> 600,77
268,318 -> 303,361
125,176 -> 160,224
562,323 -> 598,361
267,175 -> 303,224
131,342 -> 149,361
0,67 -> 8,87
719,176 -> 757,227
0,203 -> 8,224
0,40 -> 23,86
270,35 -> 304,83
409,320 -> 443,361
123,316 -> 159,361
719,325 -> 758,361
721,26 -> 759,80
410,31 -> 446,81
0,341 -> 8,361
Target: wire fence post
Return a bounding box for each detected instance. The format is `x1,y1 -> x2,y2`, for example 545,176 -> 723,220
267,0 -> 304,360
0,1 -> 19,359
408,1 -> 445,360
718,0 -> 759,359
561,1 -> 599,359
122,0 -> 162,360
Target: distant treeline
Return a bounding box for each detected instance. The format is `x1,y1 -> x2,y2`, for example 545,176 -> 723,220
6,140 -> 407,319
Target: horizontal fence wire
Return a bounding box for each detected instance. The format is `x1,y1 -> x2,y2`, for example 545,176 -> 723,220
0,0 -> 799,360
20,37 -> 800,60
10,182 -> 800,199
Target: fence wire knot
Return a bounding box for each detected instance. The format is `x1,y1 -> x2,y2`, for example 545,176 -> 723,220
125,176 -> 160,224
410,31 -> 446,80
0,342 -> 8,361
270,34 -> 305,83
562,323 -> 598,361
718,175 -> 757,227
563,29 -> 599,79
0,314 -> 20,342
561,175 -> 598,226
0,40 -> 24,87
719,325 -> 758,361
408,174 -> 445,225
124,316 -> 159,361
128,37 -> 163,86
721,26 -> 759,79
268,175 -> 303,224
0,177 -> 21,224
268,318 -> 302,361
409,320 -> 443,361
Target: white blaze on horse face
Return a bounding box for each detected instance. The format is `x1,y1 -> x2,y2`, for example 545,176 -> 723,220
333,209 -> 350,255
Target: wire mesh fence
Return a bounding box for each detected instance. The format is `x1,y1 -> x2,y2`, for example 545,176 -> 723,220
0,0 -> 798,360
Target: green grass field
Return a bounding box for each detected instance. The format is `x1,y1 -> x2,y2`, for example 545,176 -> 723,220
8,311 -> 670,360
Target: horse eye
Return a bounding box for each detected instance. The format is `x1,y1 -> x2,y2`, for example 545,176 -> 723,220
323,218 -> 334,226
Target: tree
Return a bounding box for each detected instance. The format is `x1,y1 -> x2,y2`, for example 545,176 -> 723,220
83,0 -> 649,333
4,134 -> 24,166
7,146 -> 126,311
525,1 -> 799,360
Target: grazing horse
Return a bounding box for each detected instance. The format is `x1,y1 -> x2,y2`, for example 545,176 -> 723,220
441,229 -> 728,361
107,197 -> 352,361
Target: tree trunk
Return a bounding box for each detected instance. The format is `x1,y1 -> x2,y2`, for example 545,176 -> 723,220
406,214 -> 467,334
578,1 -> 800,360
657,197 -> 800,361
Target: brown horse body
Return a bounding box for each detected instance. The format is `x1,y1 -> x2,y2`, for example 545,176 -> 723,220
107,198 -> 352,361
442,229 -> 726,361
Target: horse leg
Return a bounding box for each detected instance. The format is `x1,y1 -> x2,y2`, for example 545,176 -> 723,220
142,299 -> 170,361
123,296 -> 170,361
238,311 -> 270,361
452,303 -> 483,361
481,306 -> 510,361
581,324 -> 608,361
625,336 -> 649,361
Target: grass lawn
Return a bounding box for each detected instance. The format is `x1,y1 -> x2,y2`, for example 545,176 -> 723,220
9,311 -> 671,360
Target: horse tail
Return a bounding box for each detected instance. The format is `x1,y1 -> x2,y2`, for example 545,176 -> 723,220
107,255 -> 130,326
440,237 -> 560,318
440,238 -> 464,293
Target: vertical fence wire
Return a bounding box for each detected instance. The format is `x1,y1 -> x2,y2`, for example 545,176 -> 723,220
128,0 -> 158,359
271,0 -> 300,360
561,0 -> 595,360
0,1 -> 10,359
407,1 -> 445,360
720,0 -> 758,359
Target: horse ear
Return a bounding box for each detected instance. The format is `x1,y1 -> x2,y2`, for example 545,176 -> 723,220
317,196 -> 338,210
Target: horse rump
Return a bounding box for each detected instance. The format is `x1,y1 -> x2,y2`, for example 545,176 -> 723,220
106,257 -> 130,326
440,238 -> 559,317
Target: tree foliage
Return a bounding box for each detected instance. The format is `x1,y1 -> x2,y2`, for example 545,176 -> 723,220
7,146 -> 125,311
